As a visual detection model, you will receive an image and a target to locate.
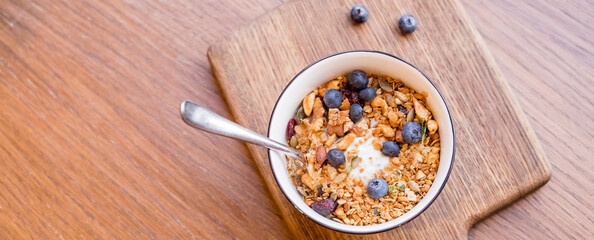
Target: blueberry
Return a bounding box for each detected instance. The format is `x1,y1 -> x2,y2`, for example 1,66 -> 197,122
381,141 -> 400,157
398,14 -> 418,34
367,178 -> 389,199
349,104 -> 364,123
347,70 -> 368,91
323,89 -> 343,108
402,122 -> 422,144
310,198 -> 337,217
327,148 -> 346,167
350,4 -> 369,24
397,105 -> 407,115
359,87 -> 376,102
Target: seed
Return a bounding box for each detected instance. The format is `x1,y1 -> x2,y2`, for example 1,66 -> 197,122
289,136 -> 298,147
379,80 -> 393,92
406,108 -> 415,122
395,91 -> 409,102
334,173 -> 347,183
351,157 -> 360,169
297,187 -> 308,196
294,106 -> 306,122
330,192 -> 338,201
333,218 -> 344,224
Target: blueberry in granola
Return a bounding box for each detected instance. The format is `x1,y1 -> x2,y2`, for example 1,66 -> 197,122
350,4 -> 369,24
327,148 -> 346,167
359,87 -> 376,102
349,104 -> 364,123
323,89 -> 343,108
402,122 -> 422,144
347,70 -> 368,91
367,178 -> 389,199
381,141 -> 400,157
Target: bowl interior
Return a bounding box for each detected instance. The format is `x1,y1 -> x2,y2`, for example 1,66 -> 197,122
268,51 -> 454,234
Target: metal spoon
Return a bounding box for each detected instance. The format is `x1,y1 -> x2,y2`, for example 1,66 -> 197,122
180,100 -> 301,158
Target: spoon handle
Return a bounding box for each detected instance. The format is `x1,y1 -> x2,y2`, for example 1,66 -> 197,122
180,100 -> 300,158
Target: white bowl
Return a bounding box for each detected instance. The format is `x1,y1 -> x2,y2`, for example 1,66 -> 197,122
267,50 -> 455,234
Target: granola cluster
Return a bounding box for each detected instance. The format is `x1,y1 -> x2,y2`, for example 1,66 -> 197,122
285,72 -> 440,226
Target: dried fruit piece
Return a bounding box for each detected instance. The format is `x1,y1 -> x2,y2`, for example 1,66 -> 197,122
286,119 -> 296,141
310,198 -> 337,217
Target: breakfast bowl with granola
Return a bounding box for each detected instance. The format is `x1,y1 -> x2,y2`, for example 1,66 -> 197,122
267,50 -> 454,234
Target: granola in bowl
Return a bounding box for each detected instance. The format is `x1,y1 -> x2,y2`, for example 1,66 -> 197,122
285,70 -> 440,226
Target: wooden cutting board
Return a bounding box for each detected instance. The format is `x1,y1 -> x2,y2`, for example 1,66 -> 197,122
207,0 -> 551,238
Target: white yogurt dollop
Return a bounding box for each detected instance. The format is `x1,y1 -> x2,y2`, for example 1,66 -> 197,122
346,132 -> 390,184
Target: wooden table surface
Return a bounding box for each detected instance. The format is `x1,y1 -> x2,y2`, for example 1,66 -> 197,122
0,0 -> 591,239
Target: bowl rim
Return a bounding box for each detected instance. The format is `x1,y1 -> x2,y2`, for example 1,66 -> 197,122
266,50 -> 456,234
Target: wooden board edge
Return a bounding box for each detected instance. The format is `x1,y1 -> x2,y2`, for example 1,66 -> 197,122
450,0 -> 553,229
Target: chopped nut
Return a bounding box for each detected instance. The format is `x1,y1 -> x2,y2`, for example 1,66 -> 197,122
371,96 -> 388,110
328,124 -> 344,137
427,119 -> 438,134
325,134 -> 337,148
343,121 -> 354,133
377,124 -> 395,138
415,170 -> 426,180
301,173 -> 315,190
395,130 -> 403,142
413,98 -> 430,121
303,92 -> 315,116
384,94 -> 397,107
339,98 -> 350,110
327,80 -> 341,90
407,181 -> 420,192
363,105 -> 372,113
335,207 -> 347,219
334,173 -> 347,184
316,146 -> 326,164
336,133 -> 356,150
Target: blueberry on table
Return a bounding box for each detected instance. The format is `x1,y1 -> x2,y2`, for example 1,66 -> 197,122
349,104 -> 364,123
398,14 -> 418,34
347,70 -> 369,91
381,141 -> 400,157
310,198 -> 337,217
323,89 -> 344,108
327,148 -> 346,167
402,122 -> 422,144
350,4 -> 369,24
359,87 -> 376,102
367,178 -> 389,199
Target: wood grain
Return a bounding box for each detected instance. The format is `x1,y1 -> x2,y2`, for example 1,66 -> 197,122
0,0 -> 591,239
207,0 -> 552,239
